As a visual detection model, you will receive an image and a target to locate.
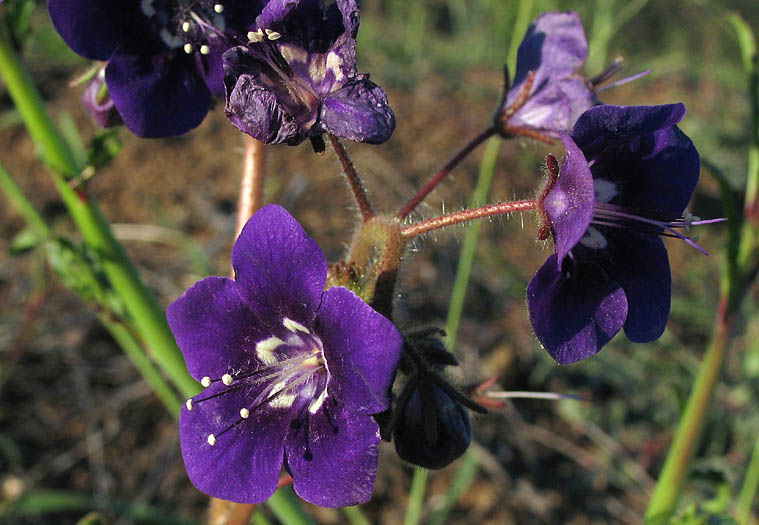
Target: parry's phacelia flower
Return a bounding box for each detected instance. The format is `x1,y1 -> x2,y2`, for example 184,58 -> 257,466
527,104 -> 705,364
48,0 -> 260,137
223,0 -> 396,146
494,11 -> 646,139
81,68 -> 122,129
167,204 -> 403,507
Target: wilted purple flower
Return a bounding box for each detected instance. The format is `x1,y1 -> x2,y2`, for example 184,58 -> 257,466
495,11 -> 646,139
167,204 -> 403,506
527,104 -> 704,364
48,0 -> 260,137
81,68 -> 122,129
223,0 -> 395,145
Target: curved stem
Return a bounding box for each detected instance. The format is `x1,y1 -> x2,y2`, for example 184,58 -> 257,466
401,199 -> 535,239
397,127 -> 496,219
235,136 -> 267,239
327,134 -> 374,222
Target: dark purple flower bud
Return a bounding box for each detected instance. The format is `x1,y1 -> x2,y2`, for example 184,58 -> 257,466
81,68 -> 122,129
494,12 -> 647,139
167,204 -> 403,507
223,0 -> 395,146
527,104 -> 710,364
48,0 -> 261,137
393,378 -> 472,470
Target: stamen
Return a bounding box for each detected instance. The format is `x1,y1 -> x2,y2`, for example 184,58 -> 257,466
240,408 -> 250,419
248,30 -> 264,43
214,3 -> 224,13
185,399 -> 193,411
207,434 -> 216,446
200,45 -> 210,55
184,43 -> 194,54
283,317 -> 310,334
201,376 -> 211,388
182,21 -> 191,32
265,29 -> 282,41
222,373 -> 233,386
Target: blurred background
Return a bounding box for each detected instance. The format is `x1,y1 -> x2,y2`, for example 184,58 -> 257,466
1,0 -> 758,523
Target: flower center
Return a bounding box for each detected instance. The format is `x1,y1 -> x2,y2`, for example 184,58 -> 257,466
140,0 -> 228,56
186,316 -> 331,447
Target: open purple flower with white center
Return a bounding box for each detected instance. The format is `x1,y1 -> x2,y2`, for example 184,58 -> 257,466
167,204 -> 403,507
48,0 -> 261,137
223,0 -> 395,145
495,11 -> 647,138
527,104 -> 712,364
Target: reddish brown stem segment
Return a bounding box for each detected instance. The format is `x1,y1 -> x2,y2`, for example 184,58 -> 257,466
397,127 -> 497,219
327,134 -> 374,222
401,199 -> 536,239
235,136 -> 267,239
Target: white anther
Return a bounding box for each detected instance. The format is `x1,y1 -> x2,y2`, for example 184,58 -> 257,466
182,21 -> 191,32
214,3 -> 224,13
201,376 -> 211,387
240,408 -> 250,419
185,399 -> 193,411
265,29 -> 281,40
200,45 -> 210,55
207,434 -> 216,446
183,43 -> 194,54
247,30 -> 264,43
222,373 -> 233,386
283,317 -> 310,334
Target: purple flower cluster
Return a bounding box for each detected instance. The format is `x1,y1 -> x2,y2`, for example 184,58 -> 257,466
168,205 -> 402,506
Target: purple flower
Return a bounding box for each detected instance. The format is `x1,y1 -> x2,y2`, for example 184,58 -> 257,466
527,104 -> 701,364
223,0 -> 396,145
81,68 -> 122,129
495,11 -> 646,138
48,0 -> 260,137
167,204 -> 403,506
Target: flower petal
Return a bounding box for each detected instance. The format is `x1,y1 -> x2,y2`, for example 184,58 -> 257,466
315,287 -> 402,415
48,0 -> 142,60
106,45 -> 211,137
232,204 -> 327,329
320,77 -> 396,144
167,276 -> 272,381
527,253 -> 628,364
544,135 -> 595,264
592,230 -> 672,343
509,77 -> 597,134
509,12 -> 588,104
180,383 -> 290,503
284,403 -> 381,507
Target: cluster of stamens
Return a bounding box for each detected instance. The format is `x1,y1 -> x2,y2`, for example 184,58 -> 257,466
140,0 -> 228,56
247,28 -> 282,43
184,317 -> 330,448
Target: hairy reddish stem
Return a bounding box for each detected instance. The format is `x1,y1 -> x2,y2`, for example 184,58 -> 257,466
397,127 -> 497,219
327,134 -> 374,222
401,199 -> 536,239
235,136 -> 266,239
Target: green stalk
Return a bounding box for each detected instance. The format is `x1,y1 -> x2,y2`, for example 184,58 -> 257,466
341,505 -> 371,525
737,439 -> 759,525
0,162 -> 183,416
0,26 -> 198,399
265,488 -> 315,525
403,469 -> 429,525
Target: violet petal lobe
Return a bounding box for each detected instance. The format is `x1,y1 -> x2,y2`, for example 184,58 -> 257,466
315,286 -> 402,415
48,0 -> 142,60
166,276 -> 270,382
509,77 -> 598,132
589,230 -> 672,343
320,77 -> 396,144
527,254 -> 628,364
106,45 -> 211,137
544,135 -> 595,264
180,383 -> 290,503
232,204 -> 327,328
510,11 -> 588,102
284,402 -> 381,507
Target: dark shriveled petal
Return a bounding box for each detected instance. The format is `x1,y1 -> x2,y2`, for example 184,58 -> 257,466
527,254 -> 628,364
106,46 -> 210,138
232,205 -> 327,329
315,287 -> 402,415
180,383 -> 290,503
166,276 -> 270,381
320,77 -> 396,144
284,403 -> 381,507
